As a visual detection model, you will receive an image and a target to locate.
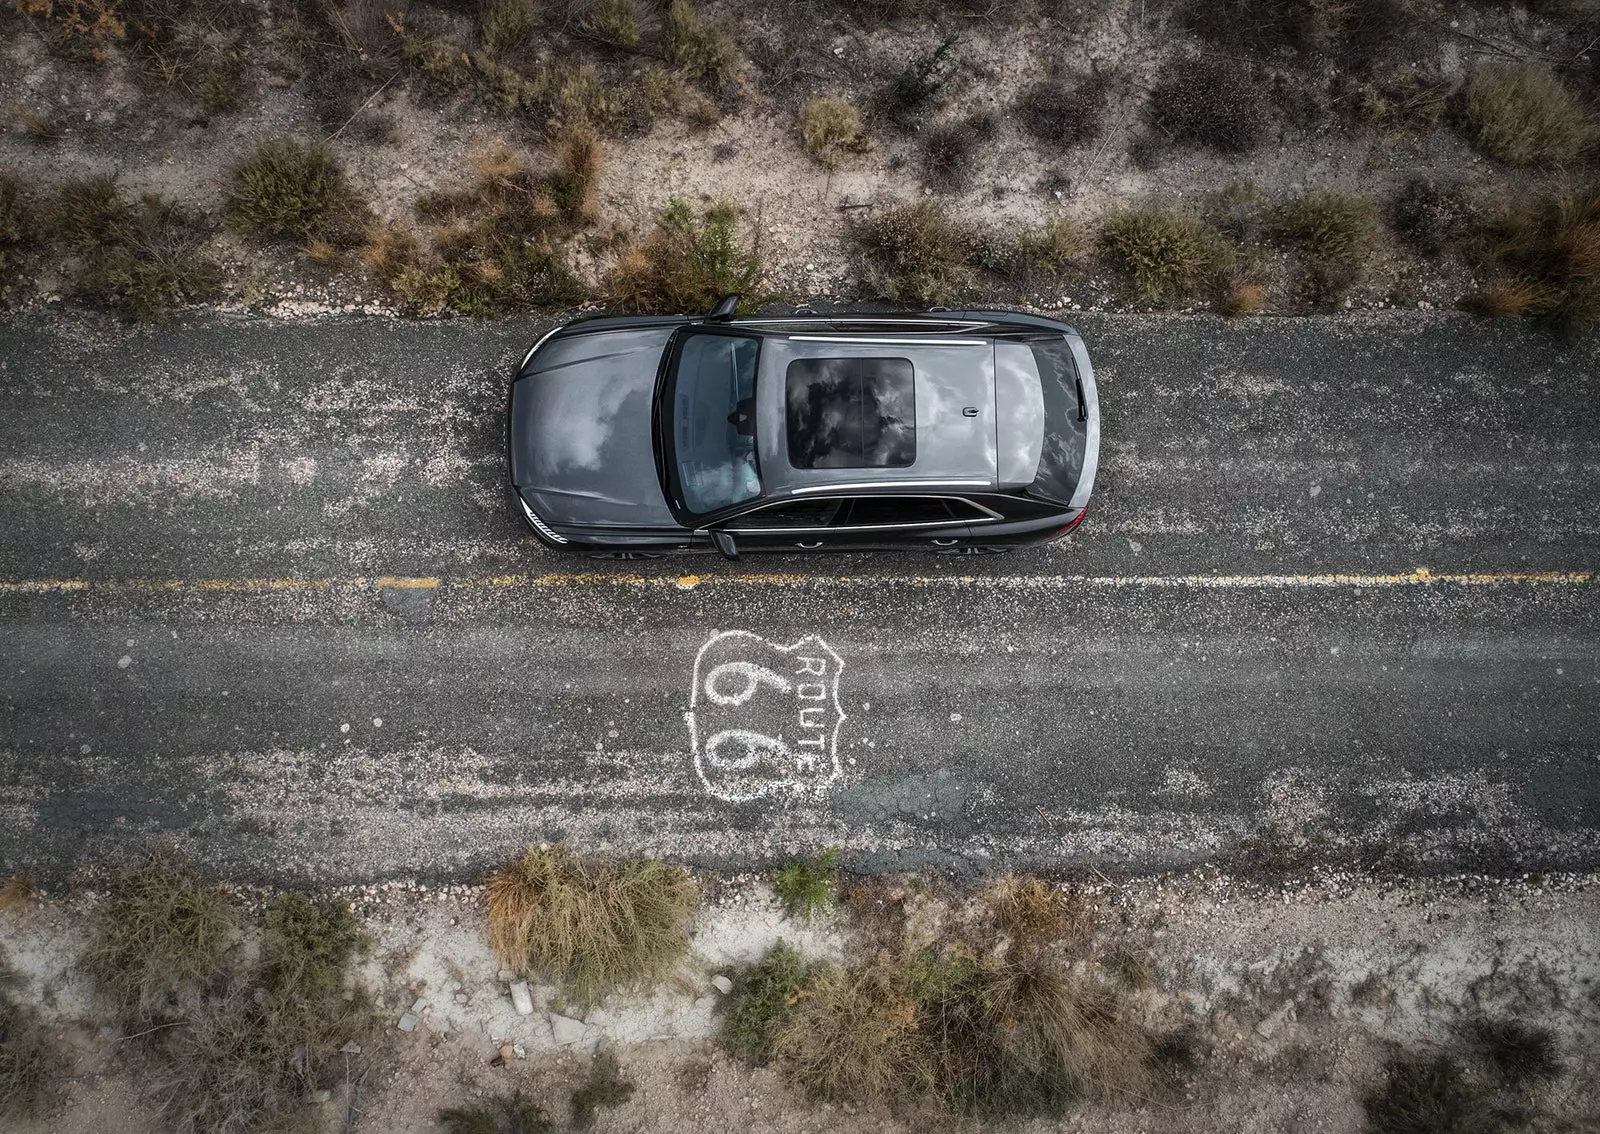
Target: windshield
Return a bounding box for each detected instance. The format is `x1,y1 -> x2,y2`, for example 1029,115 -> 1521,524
669,332 -> 761,515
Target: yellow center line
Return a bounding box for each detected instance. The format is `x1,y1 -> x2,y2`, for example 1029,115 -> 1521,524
0,567 -> 1593,596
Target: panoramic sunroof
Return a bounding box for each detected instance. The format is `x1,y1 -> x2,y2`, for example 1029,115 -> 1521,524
785,357 -> 916,469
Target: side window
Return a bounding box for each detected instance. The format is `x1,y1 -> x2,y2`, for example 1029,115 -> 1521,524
726,498 -> 846,530
842,497 -> 961,527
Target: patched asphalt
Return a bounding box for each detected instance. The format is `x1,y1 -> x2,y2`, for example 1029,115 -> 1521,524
1,309 -> 1597,883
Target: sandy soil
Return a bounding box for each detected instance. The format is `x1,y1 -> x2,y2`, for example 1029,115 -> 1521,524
2,0 -> 1594,317
3,869 -> 1597,1133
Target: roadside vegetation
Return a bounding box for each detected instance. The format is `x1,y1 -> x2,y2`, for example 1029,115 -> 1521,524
604,196 -> 767,313
773,847 -> 841,919
485,843 -> 698,1006
80,851 -> 370,1134
0,945 -> 55,1122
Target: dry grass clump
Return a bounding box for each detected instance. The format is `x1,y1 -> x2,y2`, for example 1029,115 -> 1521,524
770,956 -> 935,1100
226,138 -> 372,247
439,1088 -> 552,1133
999,215 -> 1086,290
479,0 -> 539,56
0,946 -> 56,1121
1219,278 -> 1268,316
1469,1017 -> 1563,1087
799,97 -> 865,168
1099,205 -> 1233,305
1463,184 -> 1600,338
580,0 -> 642,48
1148,57 -> 1273,155
83,849 -> 235,1020
369,133 -> 599,315
664,0 -> 738,95
12,0 -> 127,63
773,848 -> 840,920
1017,74 -> 1109,148
606,196 -> 765,313
485,843 -> 697,1005
120,0 -> 254,112
1459,62 -> 1594,168
987,874 -> 1089,952
1269,191 -> 1380,306
854,198 -> 982,304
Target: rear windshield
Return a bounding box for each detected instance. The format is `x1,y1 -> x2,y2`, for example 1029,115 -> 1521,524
786,357 -> 916,469
1027,337 -> 1087,506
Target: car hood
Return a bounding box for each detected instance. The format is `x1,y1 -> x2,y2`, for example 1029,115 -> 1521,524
509,327 -> 680,529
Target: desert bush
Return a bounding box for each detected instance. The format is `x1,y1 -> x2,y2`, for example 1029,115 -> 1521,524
1469,1017 -> 1563,1086
1390,177 -> 1483,258
570,1050 -> 635,1128
725,943 -> 813,1062
770,957 -> 935,1101
986,874 -> 1088,952
579,0 -> 640,48
0,948 -> 55,1121
1099,206 -> 1232,305
606,196 -> 765,313
922,111 -> 995,192
84,852 -> 234,1020
1148,57 -> 1273,154
439,1089 -> 552,1134
479,0 -> 539,55
854,198 -> 981,304
1184,0 -> 1419,63
800,97 -> 865,168
883,34 -> 959,125
485,843 -> 697,1005
328,0 -> 409,70
664,0 -> 738,95
1002,216 -> 1085,282
1362,1054 -> 1509,1134
227,138 -> 372,246
1459,62 -> 1593,168
119,0 -> 254,112
545,122 -> 604,222
1219,278 -> 1268,316
1268,191 -> 1379,305
773,848 -> 840,920
1017,74 -> 1108,148
260,892 -> 363,1006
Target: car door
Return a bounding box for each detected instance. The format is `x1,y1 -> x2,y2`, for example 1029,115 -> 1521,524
719,495 -> 976,553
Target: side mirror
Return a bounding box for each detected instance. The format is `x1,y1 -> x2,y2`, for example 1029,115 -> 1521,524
707,294 -> 740,322
711,530 -> 740,560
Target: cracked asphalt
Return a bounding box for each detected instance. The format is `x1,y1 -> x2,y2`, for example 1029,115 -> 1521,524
1,309 -> 1597,884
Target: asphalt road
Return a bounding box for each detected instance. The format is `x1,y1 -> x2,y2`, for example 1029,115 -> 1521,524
1,309 -> 1597,884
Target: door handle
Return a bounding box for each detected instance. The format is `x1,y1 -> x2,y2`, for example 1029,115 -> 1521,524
796,540 -> 823,549
932,538 -> 960,546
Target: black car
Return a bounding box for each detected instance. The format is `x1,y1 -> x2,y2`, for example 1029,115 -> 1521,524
507,297 -> 1100,558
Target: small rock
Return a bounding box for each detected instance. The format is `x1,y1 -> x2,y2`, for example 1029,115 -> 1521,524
313,1089 -> 332,1104
550,1013 -> 586,1046
498,1043 -> 516,1063
510,980 -> 535,1016
513,1043 -> 526,1058
339,1040 -> 363,1055
498,968 -> 516,982
410,996 -> 428,1014
710,974 -> 734,995
454,992 -> 470,1005
397,1012 -> 419,1032
117,655 -> 132,669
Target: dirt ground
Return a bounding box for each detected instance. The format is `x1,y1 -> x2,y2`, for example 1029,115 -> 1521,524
4,869 -> 1598,1133
2,0 -> 1596,317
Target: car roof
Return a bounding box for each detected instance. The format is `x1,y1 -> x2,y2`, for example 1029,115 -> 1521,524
752,329 -> 1000,496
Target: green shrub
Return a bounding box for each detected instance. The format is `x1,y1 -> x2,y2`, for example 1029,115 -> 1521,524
606,197 -> 765,313
1459,62 -> 1593,168
83,850 -> 235,1020
0,174 -> 39,299
773,848 -> 841,920
800,97 -> 865,168
665,0 -> 738,94
226,138 -> 372,245
1148,57 -> 1273,154
480,0 -> 539,55
1269,191 -> 1379,305
582,0 -> 641,48
1469,1017 -> 1563,1086
485,843 -> 698,1005
261,892 -> 363,1006
1099,205 -> 1232,305
854,199 -> 981,304
725,943 -> 813,1062
439,1090 -> 552,1134
884,34 -> 958,125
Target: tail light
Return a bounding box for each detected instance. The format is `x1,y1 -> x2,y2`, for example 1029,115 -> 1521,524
1056,507 -> 1087,534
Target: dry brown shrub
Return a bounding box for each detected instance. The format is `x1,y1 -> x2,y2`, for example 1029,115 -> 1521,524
1219,279 -> 1268,316
987,874 -> 1089,951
